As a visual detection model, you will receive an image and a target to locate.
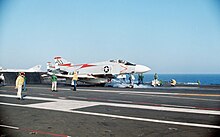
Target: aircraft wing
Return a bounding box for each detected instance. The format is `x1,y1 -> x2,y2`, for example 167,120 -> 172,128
47,71 -> 97,79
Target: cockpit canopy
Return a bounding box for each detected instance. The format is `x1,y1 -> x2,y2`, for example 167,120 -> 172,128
110,59 -> 136,66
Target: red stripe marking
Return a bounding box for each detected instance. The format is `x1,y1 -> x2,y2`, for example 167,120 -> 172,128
120,65 -> 128,73
54,57 -> 61,59
59,63 -> 71,67
133,101 -> 162,107
21,128 -> 70,137
80,64 -> 96,69
193,107 -> 220,111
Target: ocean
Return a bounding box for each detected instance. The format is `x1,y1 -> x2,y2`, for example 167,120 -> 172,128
140,74 -> 220,85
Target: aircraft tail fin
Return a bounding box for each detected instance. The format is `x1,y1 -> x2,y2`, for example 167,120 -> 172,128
54,56 -> 72,67
47,62 -> 55,71
28,65 -> 42,72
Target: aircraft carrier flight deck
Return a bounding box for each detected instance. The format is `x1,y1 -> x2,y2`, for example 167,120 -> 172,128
0,84 -> 220,137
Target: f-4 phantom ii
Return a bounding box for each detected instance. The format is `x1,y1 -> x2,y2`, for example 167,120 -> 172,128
47,56 -> 151,85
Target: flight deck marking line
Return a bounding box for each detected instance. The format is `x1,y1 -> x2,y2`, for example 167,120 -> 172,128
0,124 -> 71,137
27,86 -> 71,91
67,96 -> 88,100
179,93 -> 220,97
0,94 -> 59,101
66,96 -> 218,110
138,92 -> 220,97
0,124 -> 19,130
0,94 -> 220,115
120,92 -> 220,102
3,87 -> 220,97
160,104 -> 196,109
28,100 -> 100,110
71,110 -> 220,129
0,94 -> 101,110
119,91 -> 220,97
102,102 -> 220,115
39,93 -> 55,97
1,88 -> 219,103
0,102 -> 220,129
77,89 -> 220,97
107,99 -> 133,104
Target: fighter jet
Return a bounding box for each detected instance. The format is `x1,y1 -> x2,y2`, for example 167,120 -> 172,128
47,56 -> 151,85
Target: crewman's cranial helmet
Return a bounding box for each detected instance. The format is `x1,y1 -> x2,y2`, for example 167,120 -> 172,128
20,72 -> 25,76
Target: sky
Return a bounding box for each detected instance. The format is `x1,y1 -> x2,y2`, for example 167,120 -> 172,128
0,0 -> 220,74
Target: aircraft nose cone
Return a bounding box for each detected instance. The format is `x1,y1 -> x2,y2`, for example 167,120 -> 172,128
135,65 -> 151,73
